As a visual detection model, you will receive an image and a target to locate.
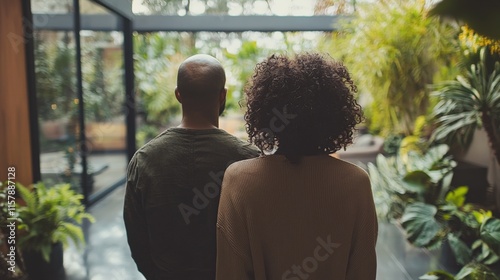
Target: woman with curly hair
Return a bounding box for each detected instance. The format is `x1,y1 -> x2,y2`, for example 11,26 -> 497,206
216,53 -> 377,280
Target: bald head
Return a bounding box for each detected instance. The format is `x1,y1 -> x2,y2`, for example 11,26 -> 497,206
176,54 -> 226,102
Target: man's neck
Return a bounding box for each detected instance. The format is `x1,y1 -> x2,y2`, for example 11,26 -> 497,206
178,116 -> 219,130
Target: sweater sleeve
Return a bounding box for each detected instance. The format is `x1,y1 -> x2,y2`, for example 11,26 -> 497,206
123,155 -> 155,280
216,165 -> 254,280
346,173 -> 378,280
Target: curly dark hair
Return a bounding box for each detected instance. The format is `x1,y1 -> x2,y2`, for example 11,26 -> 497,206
244,52 -> 364,162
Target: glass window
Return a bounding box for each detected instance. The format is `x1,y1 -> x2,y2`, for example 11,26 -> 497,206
132,0 -> 356,16
34,0 -> 128,198
134,31 -> 331,145
35,29 -> 82,191
81,0 -> 128,196
31,0 -> 73,13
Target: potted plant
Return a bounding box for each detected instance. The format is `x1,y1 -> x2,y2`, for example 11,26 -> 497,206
16,182 -> 94,280
432,47 -> 500,165
421,262 -> 499,280
401,186 -> 500,278
431,45 -> 500,209
368,143 -> 457,221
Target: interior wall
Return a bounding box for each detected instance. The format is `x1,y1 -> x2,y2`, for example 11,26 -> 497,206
0,0 -> 34,185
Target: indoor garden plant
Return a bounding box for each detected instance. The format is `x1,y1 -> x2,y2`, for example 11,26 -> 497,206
368,144 -> 500,277
402,186 -> 500,268
432,47 -> 500,165
368,143 -> 457,221
414,189 -> 500,279
16,182 -> 94,280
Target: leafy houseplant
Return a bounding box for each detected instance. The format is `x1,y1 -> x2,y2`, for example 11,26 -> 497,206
421,262 -> 500,280
402,186 -> 500,280
368,144 -> 456,221
432,47 -> 500,164
16,182 -> 94,278
402,186 -> 500,267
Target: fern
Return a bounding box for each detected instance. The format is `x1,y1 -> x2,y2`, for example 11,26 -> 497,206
16,182 -> 94,262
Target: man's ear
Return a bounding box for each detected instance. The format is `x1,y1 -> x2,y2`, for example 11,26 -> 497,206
219,88 -> 227,103
175,87 -> 182,104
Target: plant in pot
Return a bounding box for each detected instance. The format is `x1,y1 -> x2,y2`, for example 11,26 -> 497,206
432,47 -> 500,165
432,46 -> 500,210
401,186 -> 500,277
368,143 -> 456,221
420,262 -> 499,280
16,182 -> 94,280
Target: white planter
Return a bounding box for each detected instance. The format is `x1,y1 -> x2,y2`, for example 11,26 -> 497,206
459,128 -> 500,208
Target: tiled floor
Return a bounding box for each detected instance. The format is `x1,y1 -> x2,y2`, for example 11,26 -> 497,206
62,185 -> 461,280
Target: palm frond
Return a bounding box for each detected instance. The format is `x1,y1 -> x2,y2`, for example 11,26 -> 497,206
432,47 -> 500,153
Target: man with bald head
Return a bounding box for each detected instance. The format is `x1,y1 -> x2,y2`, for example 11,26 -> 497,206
124,54 -> 259,280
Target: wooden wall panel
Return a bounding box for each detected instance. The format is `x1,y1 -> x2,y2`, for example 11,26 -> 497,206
0,0 -> 34,185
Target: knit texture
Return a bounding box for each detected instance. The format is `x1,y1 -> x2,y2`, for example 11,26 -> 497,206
216,154 -> 378,280
124,127 -> 259,280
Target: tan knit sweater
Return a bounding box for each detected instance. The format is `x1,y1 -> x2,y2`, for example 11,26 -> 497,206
216,154 -> 377,280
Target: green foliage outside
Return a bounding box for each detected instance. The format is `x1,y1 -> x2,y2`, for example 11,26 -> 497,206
134,33 -> 185,128
82,34 -> 124,123
133,31 -> 322,146
35,37 -> 76,121
36,32 -> 123,123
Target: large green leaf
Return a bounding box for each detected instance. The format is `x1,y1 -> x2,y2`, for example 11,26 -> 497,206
480,218 -> 500,256
455,262 -> 500,280
448,233 -> 472,266
445,186 -> 469,207
403,170 -> 431,193
420,270 -> 455,280
474,240 -> 500,265
373,154 -> 407,194
401,202 -> 442,247
438,172 -> 454,201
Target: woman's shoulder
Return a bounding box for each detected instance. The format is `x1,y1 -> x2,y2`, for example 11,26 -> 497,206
225,156 -> 266,175
320,157 -> 372,193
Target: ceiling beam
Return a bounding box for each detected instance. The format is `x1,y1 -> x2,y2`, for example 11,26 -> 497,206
91,0 -> 134,19
32,14 -> 341,32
